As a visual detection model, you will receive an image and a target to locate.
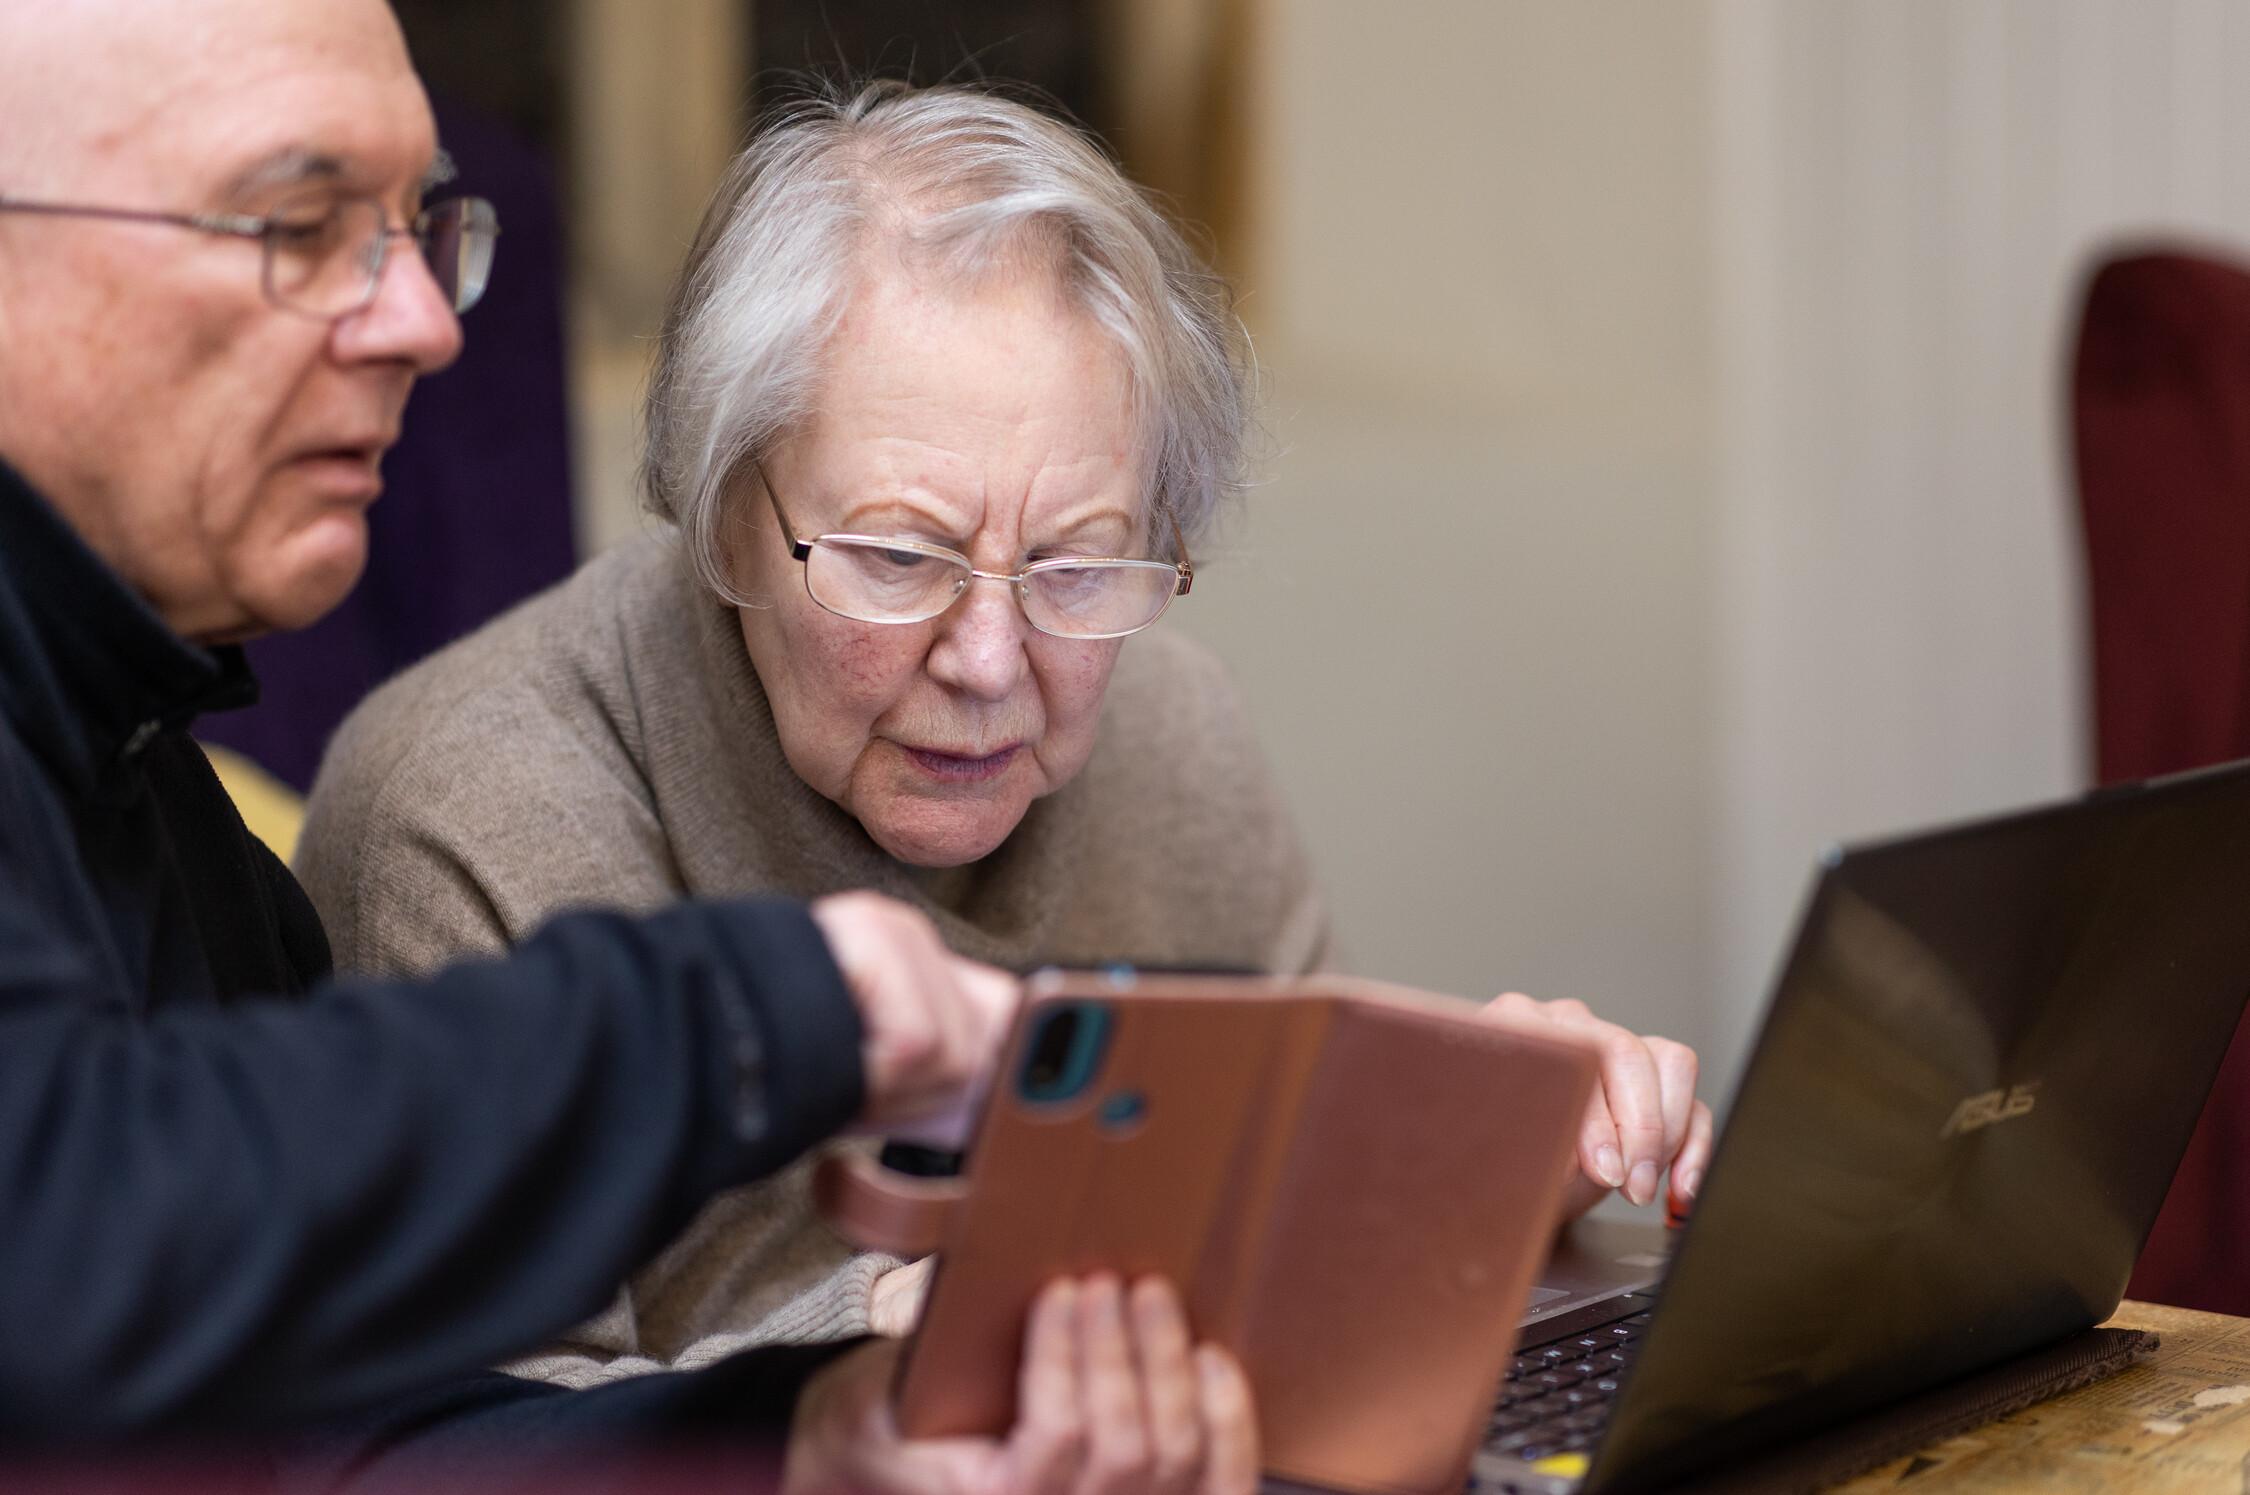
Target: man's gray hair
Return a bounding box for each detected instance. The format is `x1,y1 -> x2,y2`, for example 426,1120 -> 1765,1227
641,79 -> 1253,601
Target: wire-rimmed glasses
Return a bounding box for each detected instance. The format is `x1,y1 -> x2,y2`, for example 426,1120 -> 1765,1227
757,461 -> 1194,641
0,191 -> 500,318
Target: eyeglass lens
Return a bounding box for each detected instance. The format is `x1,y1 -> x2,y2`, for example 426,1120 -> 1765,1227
262,197 -> 382,318
260,193 -> 498,318
420,198 -> 498,313
804,539 -> 1177,638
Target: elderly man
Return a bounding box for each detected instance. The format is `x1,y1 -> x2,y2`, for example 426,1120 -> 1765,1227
0,1 -> 1254,1490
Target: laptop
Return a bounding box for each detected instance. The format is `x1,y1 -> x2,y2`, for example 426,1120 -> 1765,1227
1473,758 -> 2250,1494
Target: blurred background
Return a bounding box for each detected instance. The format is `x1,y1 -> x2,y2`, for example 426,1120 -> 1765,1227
236,0 -> 2250,1108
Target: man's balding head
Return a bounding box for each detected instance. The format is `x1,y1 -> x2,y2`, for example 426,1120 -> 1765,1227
0,0 -> 462,641
0,0 -> 421,187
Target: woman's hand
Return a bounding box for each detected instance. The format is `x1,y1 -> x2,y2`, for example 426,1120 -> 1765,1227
869,1257 -> 935,1338
1479,994 -> 1714,1223
785,1275 -> 1259,1495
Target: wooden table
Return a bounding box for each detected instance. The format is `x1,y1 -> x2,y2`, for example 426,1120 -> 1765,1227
1832,1301 -> 2250,1491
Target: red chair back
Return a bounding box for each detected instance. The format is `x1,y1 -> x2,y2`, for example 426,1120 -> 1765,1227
2076,249 -> 2250,1312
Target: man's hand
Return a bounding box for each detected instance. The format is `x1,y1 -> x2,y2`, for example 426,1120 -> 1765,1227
811,892 -> 1019,1131
784,1276 -> 1259,1495
1480,994 -> 1714,1223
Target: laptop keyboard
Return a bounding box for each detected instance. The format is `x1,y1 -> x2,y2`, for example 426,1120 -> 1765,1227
1484,1293 -> 1660,1464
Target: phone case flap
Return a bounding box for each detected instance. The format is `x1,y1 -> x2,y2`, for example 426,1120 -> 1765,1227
814,1149 -> 967,1259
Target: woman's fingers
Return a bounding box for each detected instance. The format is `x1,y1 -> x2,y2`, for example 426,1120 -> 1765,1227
1485,994 -> 1621,1190
1076,1276 -> 1154,1494
1668,1099 -> 1716,1217
1483,993 -> 1705,1210
1005,1279 -> 1089,1495
1003,1275 -> 1247,1495
1585,1021 -> 1666,1207
790,1276 -> 1259,1495
1128,1279 -> 1205,1495
1192,1347 -> 1259,1495
1576,1074 -> 1626,1192
1537,998 -> 1663,1205
1647,1039 -> 1699,1152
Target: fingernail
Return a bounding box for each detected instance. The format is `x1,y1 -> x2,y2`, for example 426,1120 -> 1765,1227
1628,1162 -> 1658,1207
1679,1166 -> 1703,1200
1594,1146 -> 1625,1189
1196,1346 -> 1245,1405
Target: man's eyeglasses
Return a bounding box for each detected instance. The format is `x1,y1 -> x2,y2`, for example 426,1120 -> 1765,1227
757,461 -> 1194,642
0,191 -> 499,319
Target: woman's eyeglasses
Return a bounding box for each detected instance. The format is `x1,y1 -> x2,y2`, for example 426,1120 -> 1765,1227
757,461 -> 1193,642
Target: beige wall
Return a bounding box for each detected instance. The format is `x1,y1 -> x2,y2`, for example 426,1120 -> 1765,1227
1174,1 -> 1723,1072
1201,0 -> 2250,1118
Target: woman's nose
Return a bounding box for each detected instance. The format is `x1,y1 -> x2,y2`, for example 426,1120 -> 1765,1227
925,577 -> 1031,702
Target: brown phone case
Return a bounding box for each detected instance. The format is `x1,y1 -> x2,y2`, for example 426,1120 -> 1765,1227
816,971 -> 1599,1495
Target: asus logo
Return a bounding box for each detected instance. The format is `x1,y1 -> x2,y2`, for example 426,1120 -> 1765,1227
1941,1083 -> 2039,1138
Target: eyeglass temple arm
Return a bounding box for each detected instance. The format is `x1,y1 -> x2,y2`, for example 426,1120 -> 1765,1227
0,195 -> 262,239
1169,514 -> 1194,595
755,459 -> 814,561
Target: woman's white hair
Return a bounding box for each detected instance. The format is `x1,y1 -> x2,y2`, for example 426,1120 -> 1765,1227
640,79 -> 1253,602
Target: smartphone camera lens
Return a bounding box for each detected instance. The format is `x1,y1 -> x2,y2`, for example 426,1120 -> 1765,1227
1017,1001 -> 1112,1103
1022,1009 -> 1080,1091
1097,1090 -> 1147,1131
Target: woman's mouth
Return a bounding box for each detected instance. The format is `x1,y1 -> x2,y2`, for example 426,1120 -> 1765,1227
901,744 -> 1021,783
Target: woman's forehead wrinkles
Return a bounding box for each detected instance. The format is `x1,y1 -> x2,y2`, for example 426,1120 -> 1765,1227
834,489 -> 977,538
797,418 -> 1139,546
1022,489 -> 1138,545
827,463 -> 1132,533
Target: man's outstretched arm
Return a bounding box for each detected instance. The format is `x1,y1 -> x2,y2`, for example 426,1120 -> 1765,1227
0,893 -> 860,1441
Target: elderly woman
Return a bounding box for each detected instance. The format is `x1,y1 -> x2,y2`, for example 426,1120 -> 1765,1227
298,81 -> 1711,1383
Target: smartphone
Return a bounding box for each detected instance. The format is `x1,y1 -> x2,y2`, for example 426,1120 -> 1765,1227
837,969 -> 1599,1495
